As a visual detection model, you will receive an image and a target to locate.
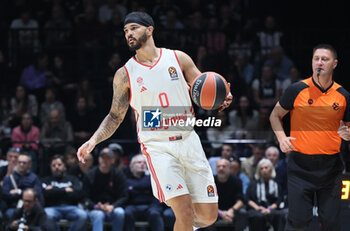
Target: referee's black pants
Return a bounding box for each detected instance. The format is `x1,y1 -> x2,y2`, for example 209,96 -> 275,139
286,151 -> 343,231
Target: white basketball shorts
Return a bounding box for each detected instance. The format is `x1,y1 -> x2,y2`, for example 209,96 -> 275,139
141,130 -> 218,204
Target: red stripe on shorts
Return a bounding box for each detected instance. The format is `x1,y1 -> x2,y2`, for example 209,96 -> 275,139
142,148 -> 165,202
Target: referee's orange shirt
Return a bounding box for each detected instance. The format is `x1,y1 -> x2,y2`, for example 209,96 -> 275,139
279,77 -> 350,155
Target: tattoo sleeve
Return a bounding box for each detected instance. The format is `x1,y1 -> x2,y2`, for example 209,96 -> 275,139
91,67 -> 130,144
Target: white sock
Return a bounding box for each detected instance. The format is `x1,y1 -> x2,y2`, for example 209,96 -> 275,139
193,226 -> 198,231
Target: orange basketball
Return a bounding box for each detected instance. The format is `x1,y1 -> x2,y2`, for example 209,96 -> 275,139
190,72 -> 230,110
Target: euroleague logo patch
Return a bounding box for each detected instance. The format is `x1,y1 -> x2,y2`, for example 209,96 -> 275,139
168,66 -> 179,80
308,99 -> 313,105
332,102 -> 340,111
207,185 -> 215,197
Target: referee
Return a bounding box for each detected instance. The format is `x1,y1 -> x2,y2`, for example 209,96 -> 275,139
270,44 -> 350,231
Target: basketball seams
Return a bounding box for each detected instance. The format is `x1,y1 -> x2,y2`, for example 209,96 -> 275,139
190,72 -> 229,111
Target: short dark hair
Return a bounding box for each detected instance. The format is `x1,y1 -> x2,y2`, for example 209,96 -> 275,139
313,44 -> 338,59
19,152 -> 32,161
50,154 -> 65,165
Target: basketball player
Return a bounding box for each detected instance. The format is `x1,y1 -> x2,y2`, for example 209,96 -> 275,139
77,12 -> 233,231
270,44 -> 350,231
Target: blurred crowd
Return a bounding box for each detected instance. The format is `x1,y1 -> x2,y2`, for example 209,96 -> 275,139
0,0 -> 322,230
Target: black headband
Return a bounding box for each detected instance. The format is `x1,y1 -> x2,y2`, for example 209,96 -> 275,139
124,12 -> 154,27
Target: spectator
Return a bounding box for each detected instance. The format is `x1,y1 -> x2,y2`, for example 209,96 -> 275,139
20,53 -> 52,103
124,154 -> 164,231
2,153 -> 42,219
205,17 -> 227,53
228,95 -> 259,139
206,111 -> 235,153
83,147 -> 127,231
208,144 -> 237,175
44,5 -> 73,49
281,66 -> 301,93
0,95 -> 11,130
10,85 -> 38,127
161,8 -> 184,29
102,52 -> 122,86
41,155 -> 88,231
252,65 -> 282,108
264,46 -> 294,82
6,188 -> 49,231
9,9 -> 40,64
256,16 -> 283,57
265,146 -> 288,199
108,143 -> 127,172
103,10 -> 125,51
202,158 -> 245,231
40,108 -> 74,155
0,50 -> 15,92
75,5 -> 104,75
241,144 -> 265,180
76,79 -> 97,112
64,148 -> 79,171
39,87 -> 66,125
11,113 -> 40,173
232,53 -> 255,86
229,159 -> 250,195
68,152 -> 94,182
68,96 -> 97,147
98,0 -> 127,24
0,148 -> 20,187
249,106 -> 276,143
50,55 -> 75,92
265,146 -> 280,166
0,97 -> 12,153
228,32 -> 253,59
246,158 -> 286,231
0,148 -> 20,214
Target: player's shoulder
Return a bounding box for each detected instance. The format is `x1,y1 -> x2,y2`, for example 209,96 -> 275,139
334,81 -> 350,100
283,78 -> 309,96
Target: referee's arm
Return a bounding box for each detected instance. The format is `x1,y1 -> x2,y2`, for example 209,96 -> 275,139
270,102 -> 295,153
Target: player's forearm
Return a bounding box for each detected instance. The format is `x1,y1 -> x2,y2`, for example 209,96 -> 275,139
270,111 -> 287,142
90,112 -> 123,144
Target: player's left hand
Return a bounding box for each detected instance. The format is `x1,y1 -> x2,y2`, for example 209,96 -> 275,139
218,83 -> 233,112
338,120 -> 350,141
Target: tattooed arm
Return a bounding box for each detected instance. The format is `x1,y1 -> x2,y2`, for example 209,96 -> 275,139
77,67 -> 130,163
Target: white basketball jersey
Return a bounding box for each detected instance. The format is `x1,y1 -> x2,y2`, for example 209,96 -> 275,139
124,48 -> 194,143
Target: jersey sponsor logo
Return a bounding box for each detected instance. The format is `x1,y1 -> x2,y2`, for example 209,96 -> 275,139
168,66 -> 179,80
207,185 -> 215,197
143,109 -> 161,128
308,99 -> 313,105
137,77 -> 144,86
176,184 -> 183,190
332,102 -> 340,111
140,86 -> 147,92
165,184 -> 173,192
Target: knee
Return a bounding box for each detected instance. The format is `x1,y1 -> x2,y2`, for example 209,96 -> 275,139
44,208 -> 57,219
177,205 -> 195,223
194,205 -> 218,227
75,209 -> 88,221
112,207 -> 125,219
89,210 -> 105,221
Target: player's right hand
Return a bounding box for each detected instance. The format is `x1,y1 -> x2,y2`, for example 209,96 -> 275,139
77,139 -> 96,164
279,137 -> 296,153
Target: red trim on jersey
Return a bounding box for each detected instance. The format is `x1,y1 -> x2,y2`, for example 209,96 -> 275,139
129,105 -> 165,202
142,148 -> 165,202
123,66 -> 132,104
132,48 -> 163,70
173,50 -> 183,72
174,50 -> 191,88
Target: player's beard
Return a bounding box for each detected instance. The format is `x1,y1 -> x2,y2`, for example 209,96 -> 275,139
128,31 -> 147,51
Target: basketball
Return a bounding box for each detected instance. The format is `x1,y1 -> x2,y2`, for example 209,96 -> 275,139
190,72 -> 230,110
